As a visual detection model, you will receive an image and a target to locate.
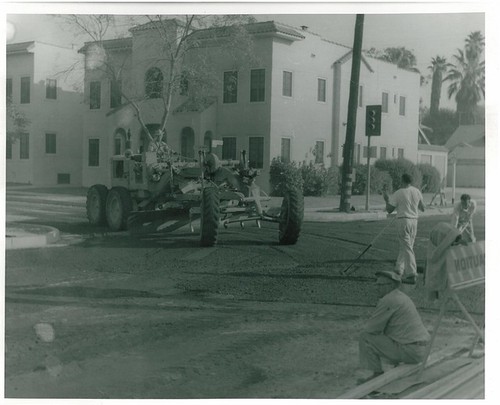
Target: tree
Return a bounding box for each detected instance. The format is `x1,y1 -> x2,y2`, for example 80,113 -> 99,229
6,96 -> 30,143
428,56 -> 452,116
421,108 -> 458,145
57,14 -> 257,146
365,46 -> 423,84
444,31 -> 485,125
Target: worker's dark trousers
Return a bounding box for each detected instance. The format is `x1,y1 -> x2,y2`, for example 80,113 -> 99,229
359,332 -> 427,373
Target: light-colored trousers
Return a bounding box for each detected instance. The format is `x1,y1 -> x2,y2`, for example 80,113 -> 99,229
395,218 -> 418,277
359,332 -> 427,373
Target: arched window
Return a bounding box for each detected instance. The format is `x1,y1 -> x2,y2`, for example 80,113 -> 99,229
113,128 -> 127,155
181,127 -> 195,159
145,68 -> 163,99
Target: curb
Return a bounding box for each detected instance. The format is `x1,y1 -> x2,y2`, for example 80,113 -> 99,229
5,225 -> 61,250
304,206 -> 456,223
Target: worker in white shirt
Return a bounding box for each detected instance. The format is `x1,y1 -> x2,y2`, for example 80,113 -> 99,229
383,174 -> 425,285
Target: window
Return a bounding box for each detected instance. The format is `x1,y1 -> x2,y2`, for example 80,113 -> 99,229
249,136 -> 264,168
399,96 -> 406,116
145,67 -> 163,99
110,79 -> 122,108
223,71 -> 238,104
57,173 -> 70,184
90,81 -> 101,109
250,69 -> 265,102
45,133 -> 56,154
380,146 -> 387,160
114,138 -> 122,155
381,92 -> 389,113
6,137 -> 12,159
20,133 -> 29,159
181,127 -> 195,159
363,146 -> 377,159
88,139 -> 100,166
6,78 -> 13,100
281,138 -> 291,163
358,85 -> 363,107
420,154 -> 432,165
46,79 -> 57,99
315,141 -> 325,164
222,137 -> 237,160
20,77 -> 30,104
282,71 -> 292,97
318,79 -> 326,102
114,128 -> 126,155
398,148 -> 404,159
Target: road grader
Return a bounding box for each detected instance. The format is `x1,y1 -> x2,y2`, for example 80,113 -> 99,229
85,144 -> 304,247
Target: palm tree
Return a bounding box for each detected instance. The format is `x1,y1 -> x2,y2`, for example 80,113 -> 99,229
428,56 -> 451,116
465,31 -> 485,62
444,31 -> 485,124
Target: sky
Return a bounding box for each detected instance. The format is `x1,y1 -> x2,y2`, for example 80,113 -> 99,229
4,5 -> 487,111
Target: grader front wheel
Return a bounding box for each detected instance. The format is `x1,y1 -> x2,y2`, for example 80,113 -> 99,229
278,188 -> 304,245
200,187 -> 220,247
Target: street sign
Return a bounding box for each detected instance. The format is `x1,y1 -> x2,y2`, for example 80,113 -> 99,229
446,241 -> 485,290
365,105 -> 382,136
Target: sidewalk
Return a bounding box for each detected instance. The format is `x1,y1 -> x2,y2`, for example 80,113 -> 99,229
5,185 -> 484,249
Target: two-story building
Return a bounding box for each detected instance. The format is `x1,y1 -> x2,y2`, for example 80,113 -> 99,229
78,20 -> 421,192
6,41 -> 84,185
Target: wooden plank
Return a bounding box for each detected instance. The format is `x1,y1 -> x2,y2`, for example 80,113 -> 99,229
444,371 -> 484,399
338,343 -> 470,399
404,359 -> 483,399
377,357 -> 472,395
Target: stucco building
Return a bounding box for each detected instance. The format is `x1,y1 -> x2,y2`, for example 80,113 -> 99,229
6,41 -> 83,185
445,124 -> 485,187
78,20 -> 421,192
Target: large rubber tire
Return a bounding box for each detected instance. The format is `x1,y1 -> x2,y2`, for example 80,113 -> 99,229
86,184 -> 108,226
278,188 -> 304,245
106,187 -> 133,231
200,186 -> 220,247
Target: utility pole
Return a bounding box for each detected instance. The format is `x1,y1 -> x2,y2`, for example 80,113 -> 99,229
340,14 -> 364,212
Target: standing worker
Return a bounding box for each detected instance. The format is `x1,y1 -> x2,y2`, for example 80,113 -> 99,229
357,270 -> 430,384
451,193 -> 477,243
383,174 -> 425,285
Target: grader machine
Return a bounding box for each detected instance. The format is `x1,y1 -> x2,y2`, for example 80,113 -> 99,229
85,145 -> 304,247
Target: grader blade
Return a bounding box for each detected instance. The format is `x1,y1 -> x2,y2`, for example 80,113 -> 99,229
128,208 -> 191,234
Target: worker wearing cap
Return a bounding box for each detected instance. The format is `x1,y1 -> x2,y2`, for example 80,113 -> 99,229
357,270 -> 430,384
451,194 -> 477,243
383,173 -> 425,285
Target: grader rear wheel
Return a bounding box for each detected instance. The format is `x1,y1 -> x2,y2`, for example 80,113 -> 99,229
278,188 -> 304,245
200,186 -> 220,247
86,184 -> 108,226
106,187 -> 133,231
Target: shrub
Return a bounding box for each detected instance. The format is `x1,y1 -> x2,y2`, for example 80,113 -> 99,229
374,158 -> 422,190
417,163 -> 441,193
269,158 -> 303,197
300,162 -> 329,196
351,165 -> 394,195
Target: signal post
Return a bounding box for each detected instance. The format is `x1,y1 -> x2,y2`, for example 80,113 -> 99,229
365,105 -> 382,210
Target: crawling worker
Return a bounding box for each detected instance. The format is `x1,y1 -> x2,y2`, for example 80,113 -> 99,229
357,270 -> 430,385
